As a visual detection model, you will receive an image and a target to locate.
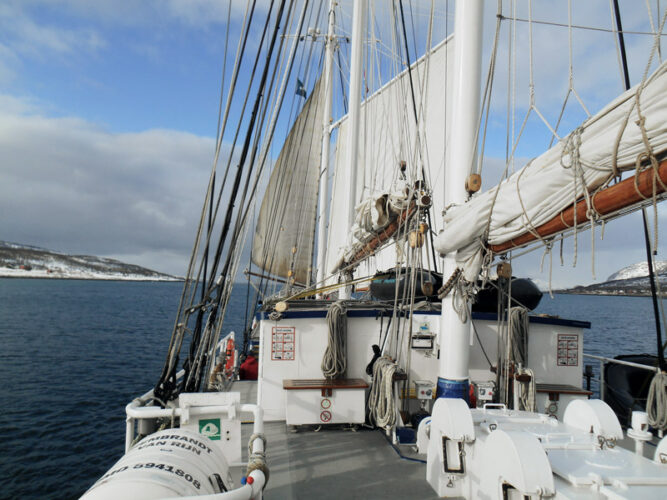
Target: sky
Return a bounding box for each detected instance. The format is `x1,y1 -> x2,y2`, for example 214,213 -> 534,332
0,0 -> 665,288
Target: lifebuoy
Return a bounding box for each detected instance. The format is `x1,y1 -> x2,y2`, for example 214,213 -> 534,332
224,337 -> 235,375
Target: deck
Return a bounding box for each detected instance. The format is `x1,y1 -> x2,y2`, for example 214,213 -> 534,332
230,380 -> 439,499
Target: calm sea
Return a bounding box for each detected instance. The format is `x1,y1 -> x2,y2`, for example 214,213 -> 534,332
0,279 -> 661,499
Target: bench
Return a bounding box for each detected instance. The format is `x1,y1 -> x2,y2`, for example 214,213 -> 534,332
283,378 -> 369,426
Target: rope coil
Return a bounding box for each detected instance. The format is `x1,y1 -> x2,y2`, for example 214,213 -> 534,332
647,371 -> 667,431
368,356 -> 398,430
321,301 -> 347,379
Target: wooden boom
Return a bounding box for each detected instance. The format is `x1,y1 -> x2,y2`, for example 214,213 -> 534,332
344,204 -> 416,269
489,159 -> 667,253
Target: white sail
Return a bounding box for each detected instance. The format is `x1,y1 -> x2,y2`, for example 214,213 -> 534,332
325,36 -> 455,279
251,78 -> 325,284
434,60 -> 667,280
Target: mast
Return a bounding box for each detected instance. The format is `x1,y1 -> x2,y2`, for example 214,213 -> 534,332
437,0 -> 483,400
316,0 -> 336,293
339,0 -> 367,300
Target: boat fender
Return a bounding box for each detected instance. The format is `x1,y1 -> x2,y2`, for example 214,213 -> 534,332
365,344 -> 382,376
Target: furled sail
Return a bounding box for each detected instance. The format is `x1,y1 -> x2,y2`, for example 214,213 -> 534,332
251,77 -> 324,284
325,36 -> 455,279
434,60 -> 667,280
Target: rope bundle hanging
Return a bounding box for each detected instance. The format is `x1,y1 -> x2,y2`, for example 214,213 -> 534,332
368,356 -> 398,430
516,367 -> 536,412
509,306 -> 529,366
321,301 -> 347,379
647,371 -> 667,431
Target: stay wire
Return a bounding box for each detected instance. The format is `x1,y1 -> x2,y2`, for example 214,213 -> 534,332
612,0 -> 665,370
154,0 -> 258,402
185,0 -> 289,393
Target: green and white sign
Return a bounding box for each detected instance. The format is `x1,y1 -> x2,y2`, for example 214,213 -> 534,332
199,418 -> 221,440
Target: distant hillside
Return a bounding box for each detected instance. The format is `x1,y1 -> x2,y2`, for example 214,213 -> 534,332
0,241 -> 180,281
559,260 -> 667,296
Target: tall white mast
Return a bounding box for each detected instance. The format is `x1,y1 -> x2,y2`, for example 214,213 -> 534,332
316,0 -> 336,293
438,0 -> 483,400
339,0 -> 366,300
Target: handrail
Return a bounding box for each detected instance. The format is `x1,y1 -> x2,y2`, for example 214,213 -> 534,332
583,353 -> 660,372
583,353 -> 660,401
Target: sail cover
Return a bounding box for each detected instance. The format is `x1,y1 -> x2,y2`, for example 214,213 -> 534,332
325,36 -> 455,278
251,77 -> 324,284
435,60 -> 667,280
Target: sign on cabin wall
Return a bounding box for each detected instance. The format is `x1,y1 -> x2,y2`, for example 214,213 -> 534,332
271,326 -> 296,361
557,334 -> 579,366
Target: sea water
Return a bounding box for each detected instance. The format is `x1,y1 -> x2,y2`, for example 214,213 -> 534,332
0,279 -> 661,499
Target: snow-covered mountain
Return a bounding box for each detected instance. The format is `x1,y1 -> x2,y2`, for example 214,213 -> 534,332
563,260 -> 667,296
607,261 -> 667,281
0,241 -> 180,281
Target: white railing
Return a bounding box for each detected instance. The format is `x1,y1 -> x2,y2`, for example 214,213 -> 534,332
583,353 -> 660,400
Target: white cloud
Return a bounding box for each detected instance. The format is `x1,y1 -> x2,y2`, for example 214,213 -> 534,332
0,3 -> 107,60
5,0 -> 267,29
0,96 -> 217,274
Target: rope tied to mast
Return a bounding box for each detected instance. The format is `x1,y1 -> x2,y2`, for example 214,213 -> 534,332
321,301 -> 347,379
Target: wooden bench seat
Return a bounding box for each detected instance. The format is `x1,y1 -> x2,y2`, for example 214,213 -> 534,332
282,378 -> 369,390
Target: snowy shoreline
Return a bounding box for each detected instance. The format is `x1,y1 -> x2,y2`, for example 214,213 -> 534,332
0,267 -> 182,282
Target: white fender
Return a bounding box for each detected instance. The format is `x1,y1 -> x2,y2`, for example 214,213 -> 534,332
562,399 -> 623,441
479,430 -> 555,499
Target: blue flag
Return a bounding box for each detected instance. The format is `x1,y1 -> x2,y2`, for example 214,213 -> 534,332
295,78 -> 307,98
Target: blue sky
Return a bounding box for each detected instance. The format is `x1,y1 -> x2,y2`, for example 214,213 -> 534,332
0,1 -> 235,134
1,0 -> 665,288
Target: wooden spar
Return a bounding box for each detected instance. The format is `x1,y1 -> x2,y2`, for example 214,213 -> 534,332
489,159 -> 667,253
243,269 -> 305,287
343,204 -> 416,269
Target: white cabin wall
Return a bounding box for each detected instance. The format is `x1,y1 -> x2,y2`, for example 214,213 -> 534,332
258,313 -> 585,421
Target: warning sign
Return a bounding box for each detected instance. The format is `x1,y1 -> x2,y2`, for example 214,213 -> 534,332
271,326 -> 295,361
557,334 -> 579,366
320,410 -> 332,423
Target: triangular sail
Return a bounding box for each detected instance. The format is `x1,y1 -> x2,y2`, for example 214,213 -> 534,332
251,78 -> 325,284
